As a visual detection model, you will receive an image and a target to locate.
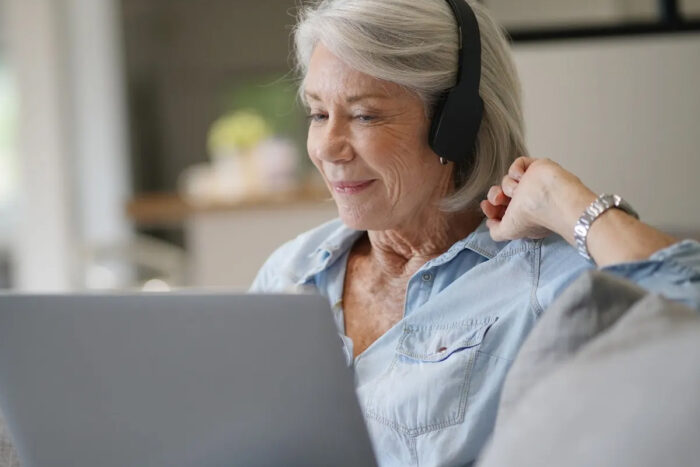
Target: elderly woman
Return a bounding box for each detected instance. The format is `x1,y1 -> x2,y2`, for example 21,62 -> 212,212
251,0 -> 700,465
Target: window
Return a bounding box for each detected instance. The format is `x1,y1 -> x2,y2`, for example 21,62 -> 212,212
0,55 -> 18,288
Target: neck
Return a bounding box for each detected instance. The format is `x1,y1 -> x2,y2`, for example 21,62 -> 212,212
364,207 -> 483,277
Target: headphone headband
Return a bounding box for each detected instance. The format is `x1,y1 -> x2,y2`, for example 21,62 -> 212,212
429,0 -> 484,165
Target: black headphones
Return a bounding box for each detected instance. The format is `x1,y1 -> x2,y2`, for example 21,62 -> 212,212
428,0 -> 484,166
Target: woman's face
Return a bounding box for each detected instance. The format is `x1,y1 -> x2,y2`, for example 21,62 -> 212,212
304,45 -> 453,231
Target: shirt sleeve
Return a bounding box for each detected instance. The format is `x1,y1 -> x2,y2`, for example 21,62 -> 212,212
248,234 -> 312,293
599,239 -> 700,310
248,238 -> 295,293
248,260 -> 273,293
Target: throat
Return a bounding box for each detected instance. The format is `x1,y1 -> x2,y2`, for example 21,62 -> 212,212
342,239 -> 409,357
352,234 -> 429,278
366,210 -> 484,275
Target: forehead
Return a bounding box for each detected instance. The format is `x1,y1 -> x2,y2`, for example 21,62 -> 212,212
303,44 -> 406,102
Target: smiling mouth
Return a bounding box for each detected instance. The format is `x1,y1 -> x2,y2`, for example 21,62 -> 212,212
330,180 -> 376,194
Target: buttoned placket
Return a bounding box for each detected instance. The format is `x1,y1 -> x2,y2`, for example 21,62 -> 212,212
403,267 -> 436,318
305,226 -> 497,364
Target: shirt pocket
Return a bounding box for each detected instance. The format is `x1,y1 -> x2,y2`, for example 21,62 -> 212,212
363,317 -> 497,436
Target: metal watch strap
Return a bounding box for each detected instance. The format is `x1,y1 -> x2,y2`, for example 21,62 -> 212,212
574,193 -> 639,261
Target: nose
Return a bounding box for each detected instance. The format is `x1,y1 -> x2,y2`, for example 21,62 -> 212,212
309,116 -> 354,164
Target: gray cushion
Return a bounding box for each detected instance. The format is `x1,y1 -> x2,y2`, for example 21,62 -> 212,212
477,270 -> 700,467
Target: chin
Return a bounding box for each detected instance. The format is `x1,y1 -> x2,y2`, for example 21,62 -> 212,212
336,204 -> 393,231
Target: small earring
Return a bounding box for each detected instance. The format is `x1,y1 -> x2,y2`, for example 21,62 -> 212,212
439,157 -> 449,165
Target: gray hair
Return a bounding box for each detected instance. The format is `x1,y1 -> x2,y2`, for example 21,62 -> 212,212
293,0 -> 528,211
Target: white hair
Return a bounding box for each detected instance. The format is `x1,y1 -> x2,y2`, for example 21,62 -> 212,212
293,0 -> 528,211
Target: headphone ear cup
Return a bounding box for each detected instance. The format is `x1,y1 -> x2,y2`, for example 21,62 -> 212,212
431,0 -> 483,167
429,93 -> 449,155
429,86 -> 483,165
429,94 -> 448,146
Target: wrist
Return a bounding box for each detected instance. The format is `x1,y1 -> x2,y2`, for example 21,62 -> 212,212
574,194 -> 642,261
547,181 -> 597,246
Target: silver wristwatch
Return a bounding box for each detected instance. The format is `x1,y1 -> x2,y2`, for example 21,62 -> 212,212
574,193 -> 639,261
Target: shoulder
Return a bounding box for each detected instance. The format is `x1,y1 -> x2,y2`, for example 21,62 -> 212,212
538,234 -> 591,272
249,218 -> 351,292
535,234 -> 595,310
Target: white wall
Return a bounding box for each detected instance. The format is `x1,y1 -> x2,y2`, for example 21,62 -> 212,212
512,33 -> 700,231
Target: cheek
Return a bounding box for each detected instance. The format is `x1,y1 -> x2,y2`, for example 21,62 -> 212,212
366,131 -> 431,202
306,132 -> 323,171
382,159 -> 413,205
306,131 -> 316,162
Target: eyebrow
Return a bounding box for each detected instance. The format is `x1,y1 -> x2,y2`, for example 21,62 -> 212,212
303,91 -> 388,103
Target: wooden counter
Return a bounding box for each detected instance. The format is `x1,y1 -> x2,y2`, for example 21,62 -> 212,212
126,186 -> 331,228
126,186 -> 337,288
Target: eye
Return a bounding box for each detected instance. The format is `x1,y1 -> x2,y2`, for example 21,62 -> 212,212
354,114 -> 376,123
306,113 -> 328,123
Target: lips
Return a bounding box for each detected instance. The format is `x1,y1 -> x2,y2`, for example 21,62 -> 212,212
330,180 -> 375,194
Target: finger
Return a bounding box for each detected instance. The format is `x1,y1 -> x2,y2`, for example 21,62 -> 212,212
486,215 -> 516,242
485,218 -> 508,242
501,175 -> 518,198
487,185 -> 510,206
480,200 -> 507,220
480,200 -> 497,219
486,185 -> 500,205
508,156 -> 536,181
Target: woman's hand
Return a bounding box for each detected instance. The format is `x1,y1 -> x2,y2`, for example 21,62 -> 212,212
480,157 -> 677,266
480,157 -> 596,243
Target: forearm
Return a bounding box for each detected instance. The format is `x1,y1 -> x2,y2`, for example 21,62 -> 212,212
484,157 -> 683,268
548,183 -> 678,267
483,157 -> 698,308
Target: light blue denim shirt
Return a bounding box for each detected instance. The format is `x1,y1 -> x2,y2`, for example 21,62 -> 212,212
250,218 -> 700,467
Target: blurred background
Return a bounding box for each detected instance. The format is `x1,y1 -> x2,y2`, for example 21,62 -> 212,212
0,0 -> 698,292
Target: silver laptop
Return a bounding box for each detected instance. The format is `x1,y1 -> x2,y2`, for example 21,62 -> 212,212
0,293 -> 377,467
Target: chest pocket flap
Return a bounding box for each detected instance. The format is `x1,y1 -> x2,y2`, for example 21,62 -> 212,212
398,317 -> 498,362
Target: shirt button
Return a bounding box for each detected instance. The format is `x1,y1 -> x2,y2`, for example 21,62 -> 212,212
421,272 -> 433,282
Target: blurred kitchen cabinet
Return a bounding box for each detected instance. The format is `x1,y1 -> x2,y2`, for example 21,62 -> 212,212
127,191 -> 337,289
185,202 -> 336,289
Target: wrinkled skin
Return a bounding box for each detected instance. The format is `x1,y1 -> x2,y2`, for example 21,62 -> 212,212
303,45 -> 482,356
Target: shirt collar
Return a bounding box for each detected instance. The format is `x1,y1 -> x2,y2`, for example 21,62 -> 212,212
461,219 -> 512,259
426,218 -> 511,268
299,218 -> 512,285
298,224 -> 364,285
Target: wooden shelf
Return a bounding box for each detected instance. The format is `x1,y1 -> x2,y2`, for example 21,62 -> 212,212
126,186 -> 331,228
